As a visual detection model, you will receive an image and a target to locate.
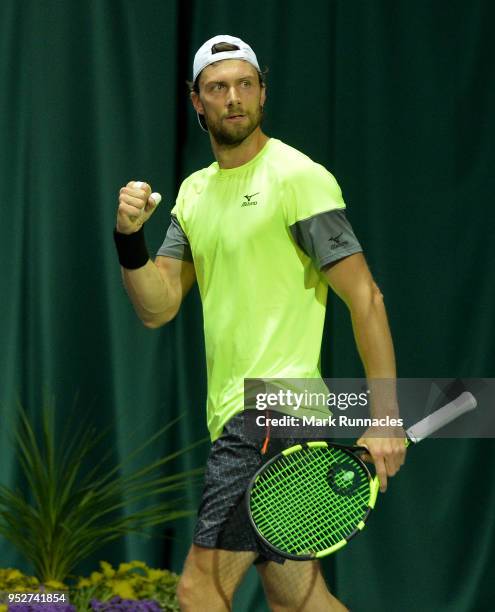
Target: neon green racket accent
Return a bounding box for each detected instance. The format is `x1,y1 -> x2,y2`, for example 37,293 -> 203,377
307,441 -> 328,449
282,444 -> 303,456
369,476 -> 380,509
315,538 -> 348,558
250,445 -> 373,558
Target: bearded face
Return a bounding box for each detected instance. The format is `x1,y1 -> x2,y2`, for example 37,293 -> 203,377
194,60 -> 266,147
203,102 -> 264,146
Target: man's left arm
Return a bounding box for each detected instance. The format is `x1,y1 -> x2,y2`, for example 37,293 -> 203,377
324,253 -> 406,492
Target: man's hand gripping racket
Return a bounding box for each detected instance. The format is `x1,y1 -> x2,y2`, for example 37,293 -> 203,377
247,391 -> 477,561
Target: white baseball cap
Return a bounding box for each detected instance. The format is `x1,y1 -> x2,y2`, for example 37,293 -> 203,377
192,34 -> 261,83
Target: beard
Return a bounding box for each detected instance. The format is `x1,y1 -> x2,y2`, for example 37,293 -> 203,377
203,105 -> 264,146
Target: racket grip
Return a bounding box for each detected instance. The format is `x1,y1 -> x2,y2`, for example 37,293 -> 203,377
406,391 -> 477,443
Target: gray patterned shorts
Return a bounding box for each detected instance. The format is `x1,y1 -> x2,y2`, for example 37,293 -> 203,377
193,411 -> 303,564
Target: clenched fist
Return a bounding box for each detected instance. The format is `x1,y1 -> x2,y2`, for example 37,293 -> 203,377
116,180 -> 162,234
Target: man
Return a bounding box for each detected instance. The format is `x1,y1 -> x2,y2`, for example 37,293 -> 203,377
114,34 -> 406,612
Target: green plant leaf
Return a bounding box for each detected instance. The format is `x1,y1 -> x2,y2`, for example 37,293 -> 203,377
0,397 -> 206,582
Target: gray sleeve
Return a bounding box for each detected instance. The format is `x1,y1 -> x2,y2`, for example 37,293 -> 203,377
289,209 -> 363,269
156,215 -> 193,262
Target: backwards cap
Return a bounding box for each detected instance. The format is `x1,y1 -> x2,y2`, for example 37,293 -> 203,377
193,34 -> 260,83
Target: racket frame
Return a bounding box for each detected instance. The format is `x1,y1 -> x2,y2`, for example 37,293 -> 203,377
247,391 -> 477,560
246,440 -> 380,561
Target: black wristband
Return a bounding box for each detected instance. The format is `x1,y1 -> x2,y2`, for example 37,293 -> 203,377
113,226 -> 150,269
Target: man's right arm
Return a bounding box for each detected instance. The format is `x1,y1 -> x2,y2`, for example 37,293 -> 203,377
122,256 -> 196,328
115,180 -> 196,328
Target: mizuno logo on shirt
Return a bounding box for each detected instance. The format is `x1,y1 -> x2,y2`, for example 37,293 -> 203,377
241,192 -> 259,207
328,232 -> 349,250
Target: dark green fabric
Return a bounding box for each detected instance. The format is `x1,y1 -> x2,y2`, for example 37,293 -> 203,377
0,1 -> 493,610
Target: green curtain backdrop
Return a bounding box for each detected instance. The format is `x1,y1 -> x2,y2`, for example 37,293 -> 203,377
1,1 -> 493,610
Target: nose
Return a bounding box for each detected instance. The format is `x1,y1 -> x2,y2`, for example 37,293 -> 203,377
226,85 -> 241,106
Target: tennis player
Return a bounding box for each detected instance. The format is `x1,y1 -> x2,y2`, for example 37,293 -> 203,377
114,34 -> 406,612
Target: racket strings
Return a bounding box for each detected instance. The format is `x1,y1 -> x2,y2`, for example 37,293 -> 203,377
253,459 -> 367,553
250,447 -> 372,556
254,452 -> 331,540
294,450 -> 370,547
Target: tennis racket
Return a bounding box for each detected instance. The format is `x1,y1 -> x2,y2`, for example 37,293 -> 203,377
247,391 -> 477,561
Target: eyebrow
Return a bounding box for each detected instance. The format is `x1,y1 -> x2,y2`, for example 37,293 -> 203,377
205,75 -> 255,86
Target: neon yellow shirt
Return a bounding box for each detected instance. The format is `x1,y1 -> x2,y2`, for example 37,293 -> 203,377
170,138 -> 352,440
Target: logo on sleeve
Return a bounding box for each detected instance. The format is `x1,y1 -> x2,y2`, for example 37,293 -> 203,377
328,232 -> 349,250
241,192 -> 259,207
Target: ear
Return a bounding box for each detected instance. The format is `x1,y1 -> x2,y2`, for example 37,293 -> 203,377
191,91 -> 204,116
260,85 -> 267,109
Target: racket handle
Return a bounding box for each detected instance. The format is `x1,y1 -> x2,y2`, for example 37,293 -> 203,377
406,391 -> 477,443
